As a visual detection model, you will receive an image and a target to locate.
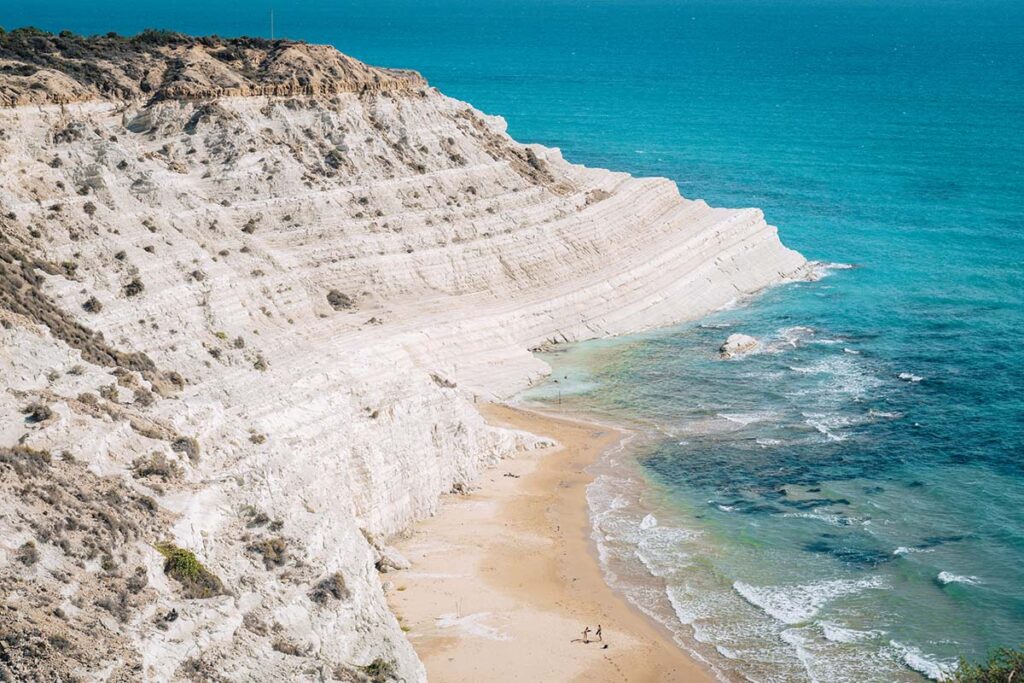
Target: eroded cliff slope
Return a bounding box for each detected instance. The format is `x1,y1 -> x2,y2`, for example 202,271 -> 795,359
0,30 -> 806,682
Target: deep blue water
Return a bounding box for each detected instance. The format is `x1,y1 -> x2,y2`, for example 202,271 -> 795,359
5,1 -> 1022,679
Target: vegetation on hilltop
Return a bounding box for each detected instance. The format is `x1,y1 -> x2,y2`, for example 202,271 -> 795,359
951,646 -> 1024,682
0,26 -> 283,55
0,27 -> 295,99
0,25 -> 421,105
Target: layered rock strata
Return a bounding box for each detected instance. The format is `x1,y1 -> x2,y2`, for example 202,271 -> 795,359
0,30 -> 805,682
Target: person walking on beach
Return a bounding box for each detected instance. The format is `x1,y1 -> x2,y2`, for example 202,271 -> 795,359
595,624 -> 602,642
582,626 -> 591,643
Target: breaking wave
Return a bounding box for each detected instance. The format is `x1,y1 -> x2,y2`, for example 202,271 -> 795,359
937,571 -> 981,586
733,577 -> 888,625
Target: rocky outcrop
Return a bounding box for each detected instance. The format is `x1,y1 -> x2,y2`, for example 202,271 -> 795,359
719,333 -> 761,359
0,31 -> 805,682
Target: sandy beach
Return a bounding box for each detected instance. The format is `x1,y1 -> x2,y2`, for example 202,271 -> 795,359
387,403 -> 713,682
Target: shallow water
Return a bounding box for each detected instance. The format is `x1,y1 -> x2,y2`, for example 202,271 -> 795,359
527,273 -> 1024,680
12,0 -> 1023,679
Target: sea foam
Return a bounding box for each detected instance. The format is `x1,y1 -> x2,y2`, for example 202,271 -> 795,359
719,411 -> 777,426
804,261 -> 856,282
890,641 -> 955,681
803,412 -> 853,442
820,621 -> 880,643
937,571 -> 981,586
733,577 -> 887,625
893,546 -> 934,556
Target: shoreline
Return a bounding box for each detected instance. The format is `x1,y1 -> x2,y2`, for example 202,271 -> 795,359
387,403 -> 714,682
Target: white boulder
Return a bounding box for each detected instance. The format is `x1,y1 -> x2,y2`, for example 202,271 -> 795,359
719,333 -> 760,359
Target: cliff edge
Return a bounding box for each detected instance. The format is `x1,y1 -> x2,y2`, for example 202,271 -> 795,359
0,29 -> 424,106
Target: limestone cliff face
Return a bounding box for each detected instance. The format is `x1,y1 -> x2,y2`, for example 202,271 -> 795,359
0,32 -> 805,682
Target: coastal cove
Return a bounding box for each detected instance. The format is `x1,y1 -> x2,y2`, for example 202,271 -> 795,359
387,404 -> 713,682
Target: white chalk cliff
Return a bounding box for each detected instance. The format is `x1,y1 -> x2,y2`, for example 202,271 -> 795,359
0,31 -> 806,681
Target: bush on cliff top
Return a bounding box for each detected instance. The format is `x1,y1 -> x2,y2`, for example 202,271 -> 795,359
0,26 -> 286,56
0,27 -> 294,97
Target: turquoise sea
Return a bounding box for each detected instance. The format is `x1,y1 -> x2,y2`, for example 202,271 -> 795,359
5,0 -> 1022,680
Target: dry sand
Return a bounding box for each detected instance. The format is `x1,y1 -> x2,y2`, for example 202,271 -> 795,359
387,403 -> 713,682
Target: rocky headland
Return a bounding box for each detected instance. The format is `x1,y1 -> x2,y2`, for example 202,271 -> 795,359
0,29 -> 806,681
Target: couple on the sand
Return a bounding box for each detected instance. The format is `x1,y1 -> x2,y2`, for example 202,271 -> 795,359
580,624 -> 602,644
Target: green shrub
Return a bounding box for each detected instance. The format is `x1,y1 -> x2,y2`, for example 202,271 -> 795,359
361,658 -> 397,683
309,572 -> 349,603
272,638 -> 305,657
154,542 -> 224,599
951,646 -> 1024,682
132,452 -> 180,481
170,436 -> 200,463
326,289 -> 354,311
247,536 -> 288,570
132,29 -> 186,46
0,446 -> 52,476
82,295 -> 103,313
22,402 -> 52,423
16,540 -> 39,565
124,277 -> 144,297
